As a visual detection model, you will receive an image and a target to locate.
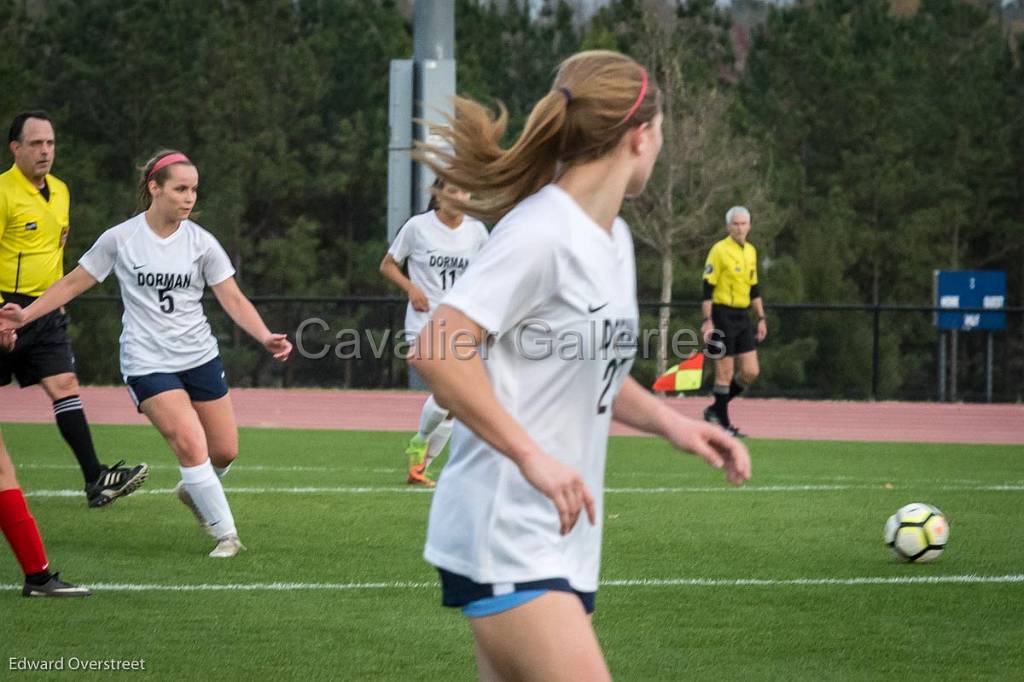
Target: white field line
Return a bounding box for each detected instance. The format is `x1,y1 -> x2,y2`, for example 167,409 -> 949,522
24,486 -> 435,497
16,464 -> 1016,487
22,483 -> 1024,499
3,574 -> 1023,593
14,463 -> 398,474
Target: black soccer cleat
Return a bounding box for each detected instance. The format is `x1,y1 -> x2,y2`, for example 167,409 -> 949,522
86,460 -> 150,508
725,425 -> 747,439
703,406 -> 721,425
22,572 -> 91,597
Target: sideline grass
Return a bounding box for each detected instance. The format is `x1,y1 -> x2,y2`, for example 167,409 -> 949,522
1,423 -> 1021,680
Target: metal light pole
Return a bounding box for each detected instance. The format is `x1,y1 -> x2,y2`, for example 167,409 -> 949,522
387,1 -> 456,242
386,2 -> 457,389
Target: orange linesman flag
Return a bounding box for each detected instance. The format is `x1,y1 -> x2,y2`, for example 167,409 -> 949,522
651,353 -> 704,392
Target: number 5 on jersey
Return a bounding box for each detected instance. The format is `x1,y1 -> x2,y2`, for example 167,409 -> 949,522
157,286 -> 175,313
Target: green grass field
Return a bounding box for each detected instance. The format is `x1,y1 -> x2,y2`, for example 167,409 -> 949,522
1,422 -> 1022,680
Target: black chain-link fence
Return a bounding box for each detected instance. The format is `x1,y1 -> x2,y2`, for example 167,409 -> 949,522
65,295 -> 1023,403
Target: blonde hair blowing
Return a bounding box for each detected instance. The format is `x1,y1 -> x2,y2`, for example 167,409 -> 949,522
415,50 -> 661,223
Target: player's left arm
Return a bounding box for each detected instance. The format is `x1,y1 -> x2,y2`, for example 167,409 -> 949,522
612,376 -> 750,485
210,277 -> 292,361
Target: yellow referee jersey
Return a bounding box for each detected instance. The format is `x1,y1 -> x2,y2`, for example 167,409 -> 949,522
0,164 -> 70,299
703,236 -> 758,308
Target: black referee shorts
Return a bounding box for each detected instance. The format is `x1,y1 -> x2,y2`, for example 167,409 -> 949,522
0,292 -> 77,387
710,305 -> 756,357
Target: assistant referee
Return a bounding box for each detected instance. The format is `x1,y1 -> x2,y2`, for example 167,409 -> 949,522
700,206 -> 767,437
0,111 -> 147,507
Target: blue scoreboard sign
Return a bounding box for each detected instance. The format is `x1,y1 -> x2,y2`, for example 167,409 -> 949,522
935,271 -> 1006,331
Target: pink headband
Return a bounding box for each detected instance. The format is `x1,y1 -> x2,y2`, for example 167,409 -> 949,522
623,67 -> 648,123
147,153 -> 191,180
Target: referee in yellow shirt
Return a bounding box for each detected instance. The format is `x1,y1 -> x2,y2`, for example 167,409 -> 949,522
700,206 -> 767,438
1,111 -> 148,507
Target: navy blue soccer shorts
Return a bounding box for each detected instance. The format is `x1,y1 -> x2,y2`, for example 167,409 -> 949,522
438,568 -> 596,617
125,356 -> 228,411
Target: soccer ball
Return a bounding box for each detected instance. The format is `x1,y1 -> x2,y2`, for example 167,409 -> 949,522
884,503 -> 949,563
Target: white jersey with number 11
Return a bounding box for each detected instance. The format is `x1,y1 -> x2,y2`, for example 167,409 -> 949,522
387,210 -> 489,341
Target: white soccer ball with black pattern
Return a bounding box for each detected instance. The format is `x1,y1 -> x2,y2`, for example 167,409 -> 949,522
884,503 -> 949,563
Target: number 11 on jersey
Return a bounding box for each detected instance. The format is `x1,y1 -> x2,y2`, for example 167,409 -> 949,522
440,269 -> 458,290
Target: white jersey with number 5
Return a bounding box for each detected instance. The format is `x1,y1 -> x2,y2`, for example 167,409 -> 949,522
77,213 -> 235,376
387,210 -> 489,341
423,184 -> 639,593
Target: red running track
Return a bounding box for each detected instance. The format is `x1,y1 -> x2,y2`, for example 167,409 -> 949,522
1,385 -> 1021,445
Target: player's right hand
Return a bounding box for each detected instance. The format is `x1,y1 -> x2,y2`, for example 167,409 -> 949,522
517,452 -> 596,535
409,286 -> 429,312
665,417 -> 751,486
263,333 -> 293,362
0,303 -> 27,332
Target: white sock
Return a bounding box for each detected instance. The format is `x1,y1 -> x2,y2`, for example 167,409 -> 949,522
416,395 -> 449,441
423,420 -> 454,471
214,462 -> 233,479
179,460 -> 237,540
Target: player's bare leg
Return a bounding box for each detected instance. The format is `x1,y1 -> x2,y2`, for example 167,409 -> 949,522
142,390 -> 243,556
469,591 -> 610,682
193,393 -> 239,471
473,639 -> 502,682
407,394 -> 450,487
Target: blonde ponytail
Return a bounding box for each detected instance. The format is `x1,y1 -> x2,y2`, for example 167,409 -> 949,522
415,50 -> 660,223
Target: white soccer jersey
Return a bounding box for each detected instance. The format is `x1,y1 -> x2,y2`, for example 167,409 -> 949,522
387,210 -> 489,341
77,213 -> 235,376
423,184 -> 639,593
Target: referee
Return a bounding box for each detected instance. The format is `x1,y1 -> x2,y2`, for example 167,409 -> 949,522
700,206 -> 766,438
0,111 -> 148,507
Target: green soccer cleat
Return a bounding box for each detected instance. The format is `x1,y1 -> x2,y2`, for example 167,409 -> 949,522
405,436 -> 434,487
405,435 -> 428,470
